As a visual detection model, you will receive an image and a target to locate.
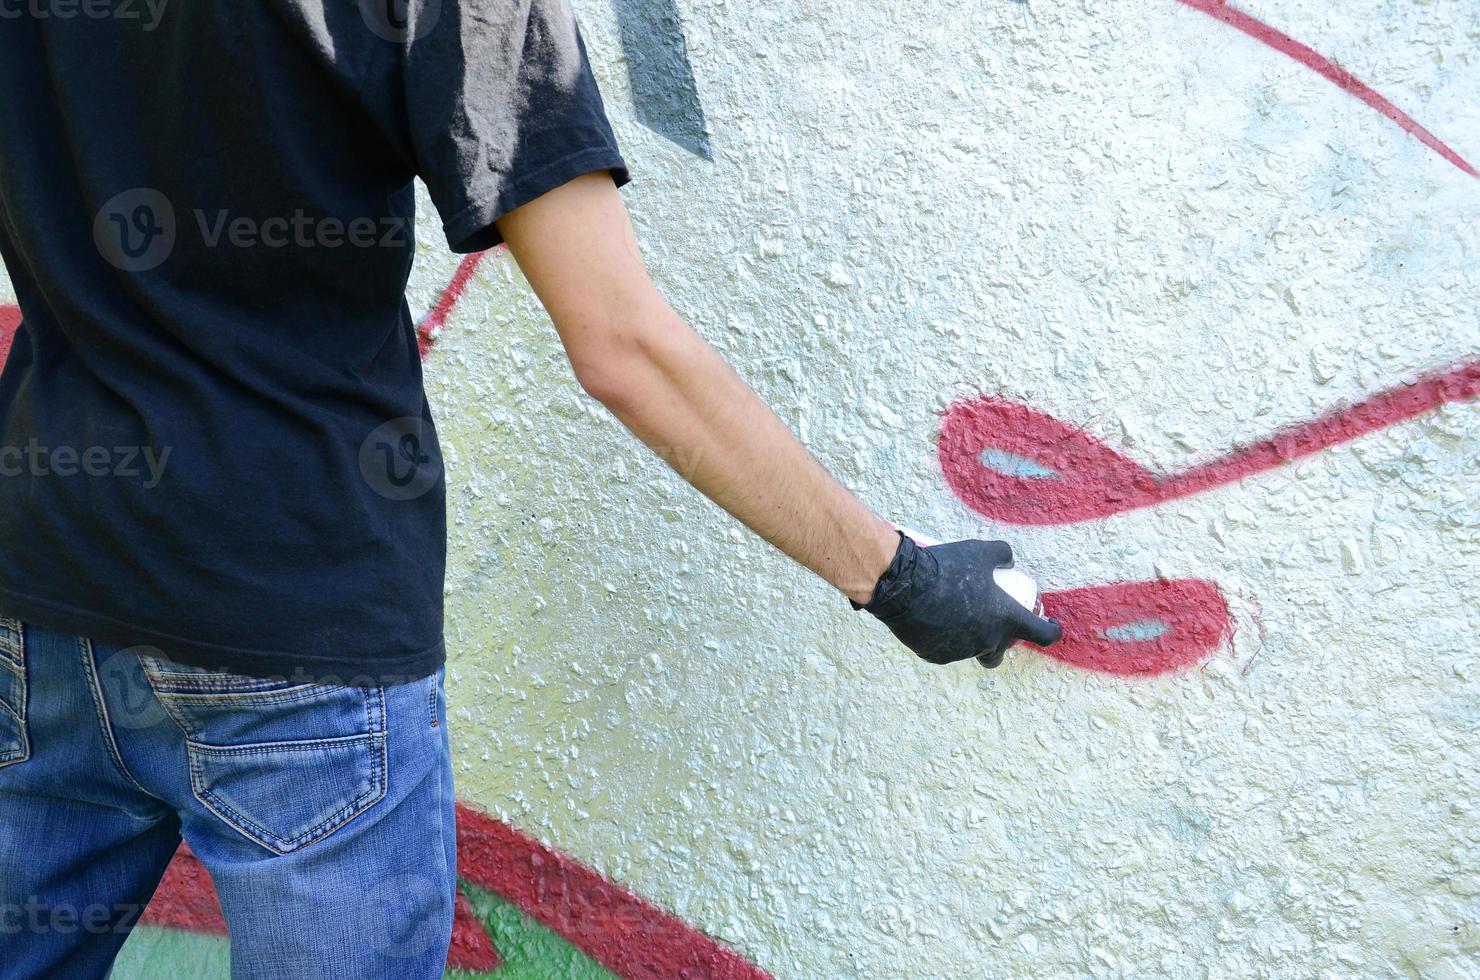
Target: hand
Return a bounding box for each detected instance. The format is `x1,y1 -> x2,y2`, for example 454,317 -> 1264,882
854,533 -> 1063,666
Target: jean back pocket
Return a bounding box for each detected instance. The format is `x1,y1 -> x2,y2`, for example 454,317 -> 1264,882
139,655 -> 387,855
0,617 -> 28,769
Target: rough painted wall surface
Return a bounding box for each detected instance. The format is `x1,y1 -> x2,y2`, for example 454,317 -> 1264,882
2,0 -> 1476,976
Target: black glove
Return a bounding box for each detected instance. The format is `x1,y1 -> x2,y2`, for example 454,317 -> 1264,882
854,533 -> 1063,667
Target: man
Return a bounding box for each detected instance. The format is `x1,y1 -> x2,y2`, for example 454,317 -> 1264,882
0,1 -> 1061,976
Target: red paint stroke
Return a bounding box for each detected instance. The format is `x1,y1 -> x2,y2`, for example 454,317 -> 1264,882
0,304 -> 19,366
456,802 -> 772,980
898,532 -> 1232,676
1175,0 -> 1476,177
0,252 -> 483,368
418,251 -> 490,359
450,890 -> 503,973
143,806 -> 768,977
942,358 -> 1480,525
1033,579 -> 1231,676
140,843 -> 226,935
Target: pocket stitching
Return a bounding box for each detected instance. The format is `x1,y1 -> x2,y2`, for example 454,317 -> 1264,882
136,657 -> 194,740
181,686 -> 389,856
140,673 -> 319,696
0,623 -> 26,769
0,617 -> 23,667
148,686 -> 341,708
0,722 -> 26,764
137,657 -> 320,698
143,656 -> 390,855
188,732 -> 387,855
187,732 -> 378,756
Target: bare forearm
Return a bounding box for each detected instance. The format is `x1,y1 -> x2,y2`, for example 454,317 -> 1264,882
587,308 -> 897,604
496,173 -> 1063,666
496,173 -> 895,603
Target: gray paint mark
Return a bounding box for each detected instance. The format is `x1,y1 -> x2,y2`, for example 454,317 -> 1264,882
1100,620 -> 1171,643
979,448 -> 1059,479
613,0 -> 712,160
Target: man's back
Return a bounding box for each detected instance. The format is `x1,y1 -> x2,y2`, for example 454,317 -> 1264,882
0,2 -> 626,682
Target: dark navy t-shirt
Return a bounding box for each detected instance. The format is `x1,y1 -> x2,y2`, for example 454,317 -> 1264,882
0,1 -> 628,683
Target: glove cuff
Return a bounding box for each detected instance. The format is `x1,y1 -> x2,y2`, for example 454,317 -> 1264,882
850,530 -> 920,616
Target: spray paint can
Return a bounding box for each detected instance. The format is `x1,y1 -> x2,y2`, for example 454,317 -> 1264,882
896,526 -> 1043,617
991,566 -> 1043,618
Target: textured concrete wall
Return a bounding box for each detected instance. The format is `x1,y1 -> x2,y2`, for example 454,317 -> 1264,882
5,0 -> 1478,976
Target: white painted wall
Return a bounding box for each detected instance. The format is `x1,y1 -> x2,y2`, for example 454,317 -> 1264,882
7,0 -> 1477,976
426,1 -> 1478,975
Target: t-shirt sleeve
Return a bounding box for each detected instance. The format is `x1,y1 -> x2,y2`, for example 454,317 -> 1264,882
402,0 -> 630,253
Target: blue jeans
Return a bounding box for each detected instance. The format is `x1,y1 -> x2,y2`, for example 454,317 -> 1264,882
0,618 -> 457,979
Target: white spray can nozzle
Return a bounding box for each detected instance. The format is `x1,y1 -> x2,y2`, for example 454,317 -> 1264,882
991,567 -> 1042,617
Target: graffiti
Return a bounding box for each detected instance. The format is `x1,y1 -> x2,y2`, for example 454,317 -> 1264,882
418,251 -> 490,358
454,803 -> 769,979
1175,0 -> 1476,177
595,0 -> 1478,174
142,802 -> 770,978
1035,579 -> 1231,677
141,843 -> 501,969
0,304 -> 17,365
0,1 -> 1473,975
940,358 -> 1480,526
0,266 -> 483,367
940,359 -> 1477,677
0,270 -> 482,368
613,0 -> 712,160
929,3 -> 1479,678
415,239 -> 1240,680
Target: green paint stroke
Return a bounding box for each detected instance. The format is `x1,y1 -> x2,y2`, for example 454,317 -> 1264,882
113,925 -> 230,979
456,882 -> 617,980
111,882 -> 614,980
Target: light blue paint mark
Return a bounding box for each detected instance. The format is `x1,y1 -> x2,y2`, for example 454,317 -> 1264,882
614,0 -> 713,160
1100,619 -> 1171,643
979,448 -> 1059,479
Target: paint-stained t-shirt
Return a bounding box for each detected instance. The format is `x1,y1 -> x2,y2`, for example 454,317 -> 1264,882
0,0 -> 628,683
